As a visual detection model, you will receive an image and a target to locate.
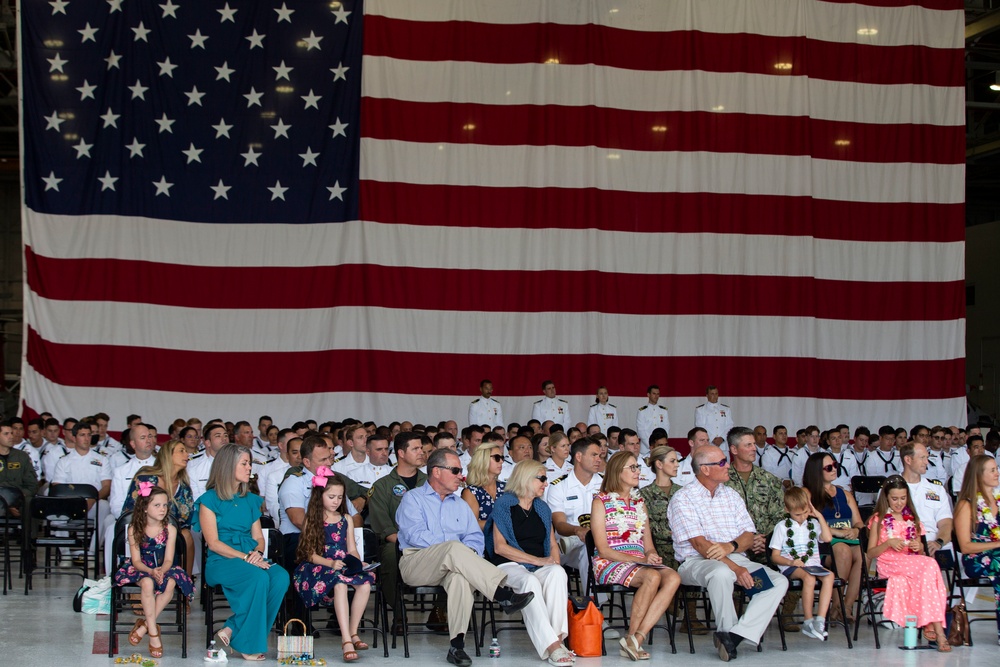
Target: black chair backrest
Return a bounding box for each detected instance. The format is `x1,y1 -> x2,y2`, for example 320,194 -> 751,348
362,527 -> 378,562
28,495 -> 89,521
0,486 -> 24,510
49,483 -> 99,499
851,476 -> 887,495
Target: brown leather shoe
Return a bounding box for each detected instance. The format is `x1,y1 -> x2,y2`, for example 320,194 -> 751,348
780,593 -> 801,632
426,605 -> 449,634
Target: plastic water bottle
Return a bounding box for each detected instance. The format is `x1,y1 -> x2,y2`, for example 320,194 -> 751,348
489,637 -> 501,658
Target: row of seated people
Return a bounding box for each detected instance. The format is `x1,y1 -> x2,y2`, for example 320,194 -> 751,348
3,418 -> 1000,661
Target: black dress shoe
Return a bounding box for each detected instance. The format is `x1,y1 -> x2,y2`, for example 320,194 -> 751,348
498,591 -> 534,614
714,631 -> 738,662
427,605 -> 449,633
447,647 -> 472,667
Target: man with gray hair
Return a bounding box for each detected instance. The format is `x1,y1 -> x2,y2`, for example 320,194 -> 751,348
667,445 -> 788,662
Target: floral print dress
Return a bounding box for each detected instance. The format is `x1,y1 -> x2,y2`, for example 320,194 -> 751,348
592,490 -> 648,587
113,526 -> 195,598
961,492 -> 1000,637
293,517 -> 375,607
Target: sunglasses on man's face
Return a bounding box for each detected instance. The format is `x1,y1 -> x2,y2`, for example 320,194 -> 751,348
433,466 -> 463,475
699,459 -> 729,469
490,454 -> 504,463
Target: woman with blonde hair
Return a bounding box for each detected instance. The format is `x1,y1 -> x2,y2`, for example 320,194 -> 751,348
545,432 -> 572,478
485,460 -> 572,665
462,441 -> 506,528
954,454 -> 1000,645
194,444 -> 289,660
123,439 -> 195,573
592,451 -> 680,659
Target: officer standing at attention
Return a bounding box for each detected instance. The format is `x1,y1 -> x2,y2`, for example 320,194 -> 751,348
694,385 -> 733,454
468,379 -> 504,430
636,384 -> 670,457
531,380 -> 571,430
586,386 -> 619,435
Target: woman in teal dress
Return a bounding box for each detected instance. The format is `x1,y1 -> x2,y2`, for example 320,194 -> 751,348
194,444 -> 289,661
954,454 -> 1000,644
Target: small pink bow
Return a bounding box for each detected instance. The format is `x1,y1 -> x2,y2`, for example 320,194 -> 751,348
312,466 -> 335,488
138,481 -> 155,497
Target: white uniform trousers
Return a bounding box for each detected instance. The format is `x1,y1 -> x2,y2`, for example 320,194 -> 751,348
497,563 -> 568,658
677,553 -> 788,645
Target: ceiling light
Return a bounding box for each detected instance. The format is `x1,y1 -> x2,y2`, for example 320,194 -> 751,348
462,123 -> 476,131
651,125 -> 667,133
774,62 -> 792,71
834,139 -> 851,146
991,72 -> 1000,92
607,153 -> 621,160
857,28 -> 878,36
711,105 -> 725,112
544,57 -> 560,64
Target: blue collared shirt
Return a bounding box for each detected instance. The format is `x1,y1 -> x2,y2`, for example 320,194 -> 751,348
396,482 -> 485,555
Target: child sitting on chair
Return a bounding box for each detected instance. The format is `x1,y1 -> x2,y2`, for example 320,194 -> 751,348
769,487 -> 835,640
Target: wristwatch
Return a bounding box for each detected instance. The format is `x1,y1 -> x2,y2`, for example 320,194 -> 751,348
730,540 -> 740,552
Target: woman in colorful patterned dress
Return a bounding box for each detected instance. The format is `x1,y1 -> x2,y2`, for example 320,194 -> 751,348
591,451 -> 680,661
462,441 -> 506,528
866,475 -> 950,652
295,469 -> 375,662
954,454 -> 1000,645
114,484 -> 194,658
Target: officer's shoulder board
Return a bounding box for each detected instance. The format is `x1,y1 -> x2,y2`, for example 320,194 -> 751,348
720,404 -> 730,409
638,405 -> 648,412
471,398 -> 480,404
59,450 -> 72,459
695,403 -> 706,409
608,403 -> 617,408
657,404 -> 668,411
590,403 -> 598,408
533,399 -> 542,404
189,451 -> 205,461
333,452 -> 347,463
549,473 -> 570,486
558,398 -> 568,404
929,478 -> 943,487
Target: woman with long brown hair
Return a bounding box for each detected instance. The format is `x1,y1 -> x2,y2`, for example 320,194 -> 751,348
954,454 -> 1000,645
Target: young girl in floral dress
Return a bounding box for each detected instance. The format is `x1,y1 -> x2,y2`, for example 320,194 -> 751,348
114,483 -> 195,658
294,469 -> 374,662
865,475 -> 950,652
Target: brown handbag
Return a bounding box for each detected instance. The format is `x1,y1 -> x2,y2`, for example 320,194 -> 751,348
947,602 -> 970,646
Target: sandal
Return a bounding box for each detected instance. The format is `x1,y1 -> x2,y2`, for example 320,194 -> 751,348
216,628 -> 232,648
127,619 -> 145,646
937,641 -> 952,653
631,633 -> 651,660
923,626 -> 937,643
618,636 -> 638,661
342,641 -> 359,663
351,634 -> 370,651
547,646 -> 575,665
241,654 -> 266,661
147,623 -> 163,659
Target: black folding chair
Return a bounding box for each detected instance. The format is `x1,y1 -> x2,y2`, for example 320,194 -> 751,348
108,512 -> 188,657
0,486 -> 26,595
773,539 -> 854,648
24,495 -> 93,592
48,482 -> 102,578
947,532 -> 1000,646
852,527 -> 891,648
850,477 -> 886,524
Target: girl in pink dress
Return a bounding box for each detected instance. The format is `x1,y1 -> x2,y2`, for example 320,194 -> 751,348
865,475 -> 950,652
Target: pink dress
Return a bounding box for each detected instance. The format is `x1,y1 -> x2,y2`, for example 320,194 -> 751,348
869,513 -> 947,627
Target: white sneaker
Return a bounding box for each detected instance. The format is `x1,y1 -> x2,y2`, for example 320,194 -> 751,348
602,621 -> 620,639
814,619 -> 828,638
801,619 -> 824,641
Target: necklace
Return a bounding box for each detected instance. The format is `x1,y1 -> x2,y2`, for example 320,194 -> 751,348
882,507 -> 916,542
976,491 -> 1000,542
518,502 -> 532,518
826,486 -> 841,518
785,517 -> 817,561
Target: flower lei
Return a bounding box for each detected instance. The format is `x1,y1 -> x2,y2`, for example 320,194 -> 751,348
609,488 -> 646,541
976,491 -> 1000,542
785,517 -> 817,561
882,506 -> 916,542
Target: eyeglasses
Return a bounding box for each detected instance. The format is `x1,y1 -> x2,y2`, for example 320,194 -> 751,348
822,464 -> 838,473
699,459 -> 729,468
534,475 -> 548,483
624,464 -> 641,472
433,466 -> 463,475
490,454 -> 504,463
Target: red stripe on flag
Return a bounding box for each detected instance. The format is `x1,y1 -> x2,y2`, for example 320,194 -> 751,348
26,327 -> 963,400
819,0 -> 960,11
25,248 -> 964,320
363,18 -> 962,87
358,183 -> 966,243
361,100 -> 965,164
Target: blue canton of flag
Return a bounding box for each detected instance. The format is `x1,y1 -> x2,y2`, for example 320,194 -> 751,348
22,0 -> 362,223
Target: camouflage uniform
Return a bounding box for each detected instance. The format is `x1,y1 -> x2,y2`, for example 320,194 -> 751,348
726,465 -> 785,565
638,482 -> 681,569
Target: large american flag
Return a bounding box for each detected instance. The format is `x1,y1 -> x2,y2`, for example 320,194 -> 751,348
19,0 -> 966,439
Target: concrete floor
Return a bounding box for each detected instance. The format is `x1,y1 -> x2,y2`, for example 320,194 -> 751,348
1,572 -> 996,667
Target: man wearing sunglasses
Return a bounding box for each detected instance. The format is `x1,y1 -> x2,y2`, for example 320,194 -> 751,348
396,448 -> 534,667
668,445 -> 788,662
924,426 -> 951,486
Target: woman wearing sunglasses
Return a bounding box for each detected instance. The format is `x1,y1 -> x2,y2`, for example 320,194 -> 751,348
463,441 -> 507,529
591,451 -> 681,660
802,452 -> 863,622
485,460 -> 573,665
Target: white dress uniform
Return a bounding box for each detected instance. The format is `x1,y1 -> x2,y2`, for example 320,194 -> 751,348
839,448 -> 875,504
252,437 -> 277,462
635,403 -> 670,456
924,449 -> 950,486
586,402 -> 618,434
544,457 -> 574,480
497,455 -> 516,483
186,451 -> 216,505
636,458 -> 655,489
531,396 -> 571,430
41,443 -> 70,485
544,470 -> 603,592
261,457 -> 291,518
14,442 -> 45,482
790,444 -> 824,487
827,449 -> 854,489
951,447 -> 971,495
694,401 -> 733,448
673,455 -> 696,486
351,462 -> 393,489
906,478 -> 953,545
51,448 -> 113,489
469,396 -> 504,430
333,454 -> 371,483
867,448 -> 901,477
760,445 -> 795,482
96,436 -> 122,457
